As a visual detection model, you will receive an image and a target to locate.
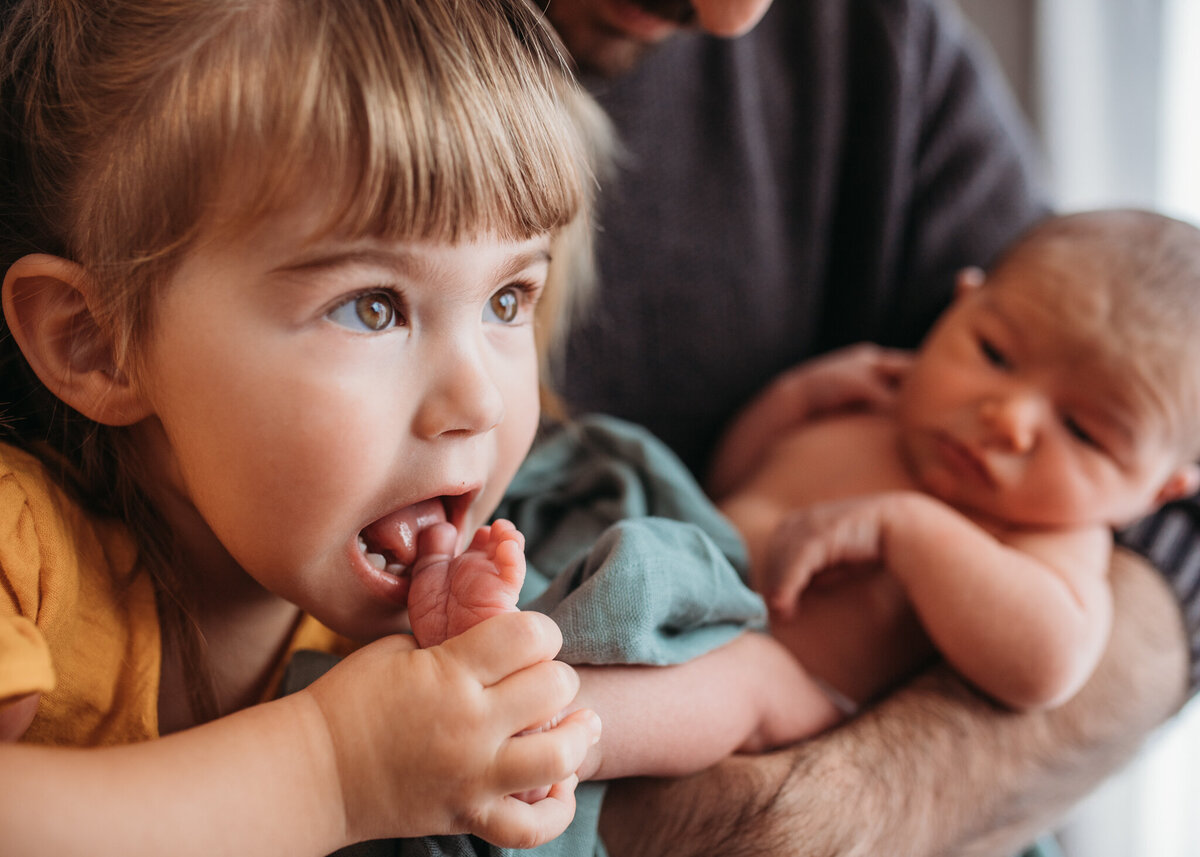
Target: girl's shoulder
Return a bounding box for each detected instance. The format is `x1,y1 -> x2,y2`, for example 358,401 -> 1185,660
1,440 -> 156,746
0,441 -> 134,564
0,437 -> 140,590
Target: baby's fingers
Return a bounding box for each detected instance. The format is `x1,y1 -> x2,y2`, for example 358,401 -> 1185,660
870,346 -> 914,377
496,709 -> 602,795
766,569 -> 811,618
764,540 -> 825,617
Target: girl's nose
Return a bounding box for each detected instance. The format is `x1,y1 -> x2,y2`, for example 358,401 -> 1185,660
413,343 -> 505,439
979,393 -> 1041,453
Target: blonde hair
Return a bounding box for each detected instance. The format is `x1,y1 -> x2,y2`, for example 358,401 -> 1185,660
0,0 -> 608,718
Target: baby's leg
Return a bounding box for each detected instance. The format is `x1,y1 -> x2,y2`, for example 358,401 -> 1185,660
408,519 -> 526,649
408,520 -> 549,802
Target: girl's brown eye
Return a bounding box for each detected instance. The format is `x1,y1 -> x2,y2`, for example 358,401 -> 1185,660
331,289 -> 400,328
355,293 -> 395,330
489,287 -> 519,323
329,291 -> 398,332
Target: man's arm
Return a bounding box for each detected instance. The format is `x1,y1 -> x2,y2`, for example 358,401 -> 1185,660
599,548 -> 1187,856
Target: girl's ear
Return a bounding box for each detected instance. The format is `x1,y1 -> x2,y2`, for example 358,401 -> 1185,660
954,266 -> 986,298
2,254 -> 151,426
1155,462 -> 1200,507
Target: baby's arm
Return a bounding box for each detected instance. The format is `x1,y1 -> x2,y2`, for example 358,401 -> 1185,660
0,612 -> 601,855
764,492 -> 1113,710
569,631 -> 843,782
707,344 -> 911,498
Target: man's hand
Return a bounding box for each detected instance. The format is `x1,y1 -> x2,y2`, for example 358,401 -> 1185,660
600,549 -> 1188,857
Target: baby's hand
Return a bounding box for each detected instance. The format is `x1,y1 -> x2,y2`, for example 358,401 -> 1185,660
303,611 -> 601,848
762,495 -> 893,617
790,342 -> 912,417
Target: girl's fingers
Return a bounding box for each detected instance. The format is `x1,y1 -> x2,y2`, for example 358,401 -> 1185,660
476,776 -> 581,850
439,611 -> 563,686
494,710 -> 601,794
490,658 -> 581,735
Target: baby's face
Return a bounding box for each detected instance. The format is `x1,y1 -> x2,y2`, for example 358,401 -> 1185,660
127,199 -> 547,640
897,263 -> 1185,529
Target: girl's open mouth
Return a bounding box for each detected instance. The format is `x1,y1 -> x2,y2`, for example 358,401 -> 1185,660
356,491 -> 475,578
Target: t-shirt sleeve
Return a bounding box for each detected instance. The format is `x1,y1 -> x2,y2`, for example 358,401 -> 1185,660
0,468 -> 57,701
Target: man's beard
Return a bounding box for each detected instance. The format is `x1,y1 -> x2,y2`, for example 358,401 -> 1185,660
628,0 -> 695,26
548,0 -> 698,78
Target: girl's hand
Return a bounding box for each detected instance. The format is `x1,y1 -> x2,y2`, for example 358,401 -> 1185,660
303,610 -> 601,848
761,495 -> 893,617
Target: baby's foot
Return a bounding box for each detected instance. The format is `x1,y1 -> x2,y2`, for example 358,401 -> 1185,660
407,519 -> 527,648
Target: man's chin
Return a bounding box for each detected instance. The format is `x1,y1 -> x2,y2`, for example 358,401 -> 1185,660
625,0 -> 695,26
573,37 -> 654,78
546,0 -> 688,77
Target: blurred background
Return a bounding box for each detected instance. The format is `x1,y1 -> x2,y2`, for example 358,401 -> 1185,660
952,2 -> 1199,854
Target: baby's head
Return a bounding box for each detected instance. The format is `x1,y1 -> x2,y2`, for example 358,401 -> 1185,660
0,0 -> 605,638
899,209 -> 1200,529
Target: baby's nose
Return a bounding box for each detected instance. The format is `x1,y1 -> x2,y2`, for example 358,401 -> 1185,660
980,393 -> 1042,453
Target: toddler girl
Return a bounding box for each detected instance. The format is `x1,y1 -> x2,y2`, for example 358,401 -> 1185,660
0,1 -> 834,854
0,0 -> 604,852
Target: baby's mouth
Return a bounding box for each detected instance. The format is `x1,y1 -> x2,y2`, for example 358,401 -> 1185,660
357,493 -> 472,576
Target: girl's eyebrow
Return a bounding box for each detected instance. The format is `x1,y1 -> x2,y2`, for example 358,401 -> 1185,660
492,248 -> 552,281
269,248 -> 426,278
269,247 -> 552,280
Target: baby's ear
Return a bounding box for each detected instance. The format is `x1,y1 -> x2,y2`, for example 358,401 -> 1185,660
954,266 -> 986,298
2,254 -> 150,426
1154,462 -> 1200,507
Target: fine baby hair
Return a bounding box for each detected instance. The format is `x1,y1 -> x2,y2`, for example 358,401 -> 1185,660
0,0 -> 604,720
992,208 -> 1200,459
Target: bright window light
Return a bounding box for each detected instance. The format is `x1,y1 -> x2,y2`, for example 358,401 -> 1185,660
1159,0 -> 1200,222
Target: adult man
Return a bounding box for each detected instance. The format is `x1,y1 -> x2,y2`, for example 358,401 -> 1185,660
544,1 -> 1197,854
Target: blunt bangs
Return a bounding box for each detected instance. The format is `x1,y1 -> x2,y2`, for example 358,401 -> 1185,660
65,0 -> 593,342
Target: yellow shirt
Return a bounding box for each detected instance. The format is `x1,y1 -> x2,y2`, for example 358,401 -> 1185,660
0,442 -> 353,746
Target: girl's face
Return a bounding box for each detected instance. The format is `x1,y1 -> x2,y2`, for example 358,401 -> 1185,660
130,200 -> 547,640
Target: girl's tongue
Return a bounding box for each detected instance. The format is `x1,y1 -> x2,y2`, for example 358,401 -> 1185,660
359,498 -> 450,572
